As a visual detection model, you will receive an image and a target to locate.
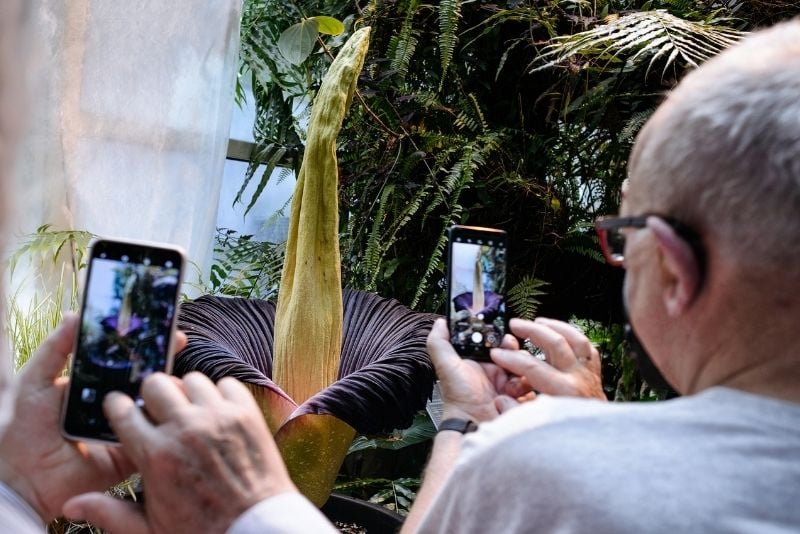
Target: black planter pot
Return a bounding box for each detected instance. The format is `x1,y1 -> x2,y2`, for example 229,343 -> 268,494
322,494 -> 404,534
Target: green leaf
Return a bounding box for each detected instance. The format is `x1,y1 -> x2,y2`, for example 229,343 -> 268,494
277,19 -> 320,65
311,16 -> 344,36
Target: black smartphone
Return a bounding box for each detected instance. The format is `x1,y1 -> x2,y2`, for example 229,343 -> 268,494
61,238 -> 185,443
447,225 -> 508,361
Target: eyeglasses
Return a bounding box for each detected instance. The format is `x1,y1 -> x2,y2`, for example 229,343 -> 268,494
594,214 -> 705,272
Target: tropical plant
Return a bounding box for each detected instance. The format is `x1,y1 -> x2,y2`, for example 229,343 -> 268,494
195,228 -> 285,300
531,10 -> 745,77
334,476 -> 420,516
237,0 -> 800,326
227,1 -> 800,507
179,27 -> 438,510
5,225 -> 93,370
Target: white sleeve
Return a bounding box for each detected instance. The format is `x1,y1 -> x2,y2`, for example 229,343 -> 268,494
0,482 -> 45,532
227,492 -> 338,534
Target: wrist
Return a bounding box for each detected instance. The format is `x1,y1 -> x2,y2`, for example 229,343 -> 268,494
0,467 -> 46,523
441,403 -> 496,423
437,418 -> 478,434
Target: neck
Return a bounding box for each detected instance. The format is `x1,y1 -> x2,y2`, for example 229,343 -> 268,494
682,285 -> 800,403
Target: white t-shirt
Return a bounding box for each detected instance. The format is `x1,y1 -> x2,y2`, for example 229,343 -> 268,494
417,388 -> 800,533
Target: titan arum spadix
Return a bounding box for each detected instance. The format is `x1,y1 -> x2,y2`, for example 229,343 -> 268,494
177,25 -> 436,508
273,25 -> 371,504
271,26 -> 371,402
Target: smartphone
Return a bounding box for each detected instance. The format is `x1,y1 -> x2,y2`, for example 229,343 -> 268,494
61,238 -> 185,443
447,225 -> 508,361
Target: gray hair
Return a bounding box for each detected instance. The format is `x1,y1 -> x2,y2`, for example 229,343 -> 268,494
629,19 -> 800,281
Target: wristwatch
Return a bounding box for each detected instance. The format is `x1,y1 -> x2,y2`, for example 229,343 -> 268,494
438,418 -> 478,434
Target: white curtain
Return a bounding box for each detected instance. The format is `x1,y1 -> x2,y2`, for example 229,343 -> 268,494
11,0 -> 242,283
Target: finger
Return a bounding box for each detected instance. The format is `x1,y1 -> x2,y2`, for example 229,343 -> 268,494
63,493 -> 149,534
479,362 -> 510,393
217,377 -> 275,442
20,314 -> 78,386
426,318 -> 462,371
173,330 -> 188,354
217,376 -> 258,408
503,376 -> 532,398
104,392 -> 155,462
183,372 -> 224,407
509,319 -> 577,371
494,395 -> 519,414
139,372 -> 191,423
499,334 -> 519,350
534,318 -> 598,364
491,348 -> 576,396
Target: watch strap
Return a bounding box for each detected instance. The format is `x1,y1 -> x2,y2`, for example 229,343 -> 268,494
438,418 -> 478,434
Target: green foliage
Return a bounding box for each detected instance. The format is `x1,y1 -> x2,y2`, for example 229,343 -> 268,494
5,225 -> 92,371
196,229 -> 285,300
334,477 -> 420,516
277,16 -> 345,66
348,412 -> 435,454
571,317 -> 667,401
237,0 -> 799,361
506,276 -> 548,320
532,10 -> 745,79
237,0 -> 353,215
277,18 -> 321,65
387,0 -> 421,82
438,0 -> 461,88
8,224 -> 93,280
7,266 -> 74,371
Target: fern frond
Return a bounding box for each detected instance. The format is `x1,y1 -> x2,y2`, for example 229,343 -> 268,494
620,108 -> 655,142
204,230 -> 285,300
531,10 -> 745,77
388,0 -> 422,82
438,0 -> 461,89
507,276 -> 549,320
364,184 -> 395,291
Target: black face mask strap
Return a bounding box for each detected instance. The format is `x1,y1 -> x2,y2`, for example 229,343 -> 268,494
622,309 -> 679,399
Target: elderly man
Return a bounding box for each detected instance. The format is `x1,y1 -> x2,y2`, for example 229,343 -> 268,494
401,19 -> 800,533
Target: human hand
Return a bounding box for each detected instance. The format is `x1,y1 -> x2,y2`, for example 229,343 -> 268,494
0,314 -> 141,522
427,318 -> 511,423
490,318 -> 606,400
63,372 -> 296,533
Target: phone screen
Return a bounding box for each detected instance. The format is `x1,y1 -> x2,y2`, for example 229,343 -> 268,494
447,226 -> 507,361
62,240 -> 184,443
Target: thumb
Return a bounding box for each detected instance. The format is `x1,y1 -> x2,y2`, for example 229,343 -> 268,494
426,318 -> 461,368
20,313 -> 78,386
63,492 -> 150,534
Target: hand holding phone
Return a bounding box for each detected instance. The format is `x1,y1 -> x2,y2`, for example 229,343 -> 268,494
61,239 -> 185,443
447,226 -> 508,361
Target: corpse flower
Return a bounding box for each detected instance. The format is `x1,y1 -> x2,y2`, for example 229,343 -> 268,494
175,27 -> 437,506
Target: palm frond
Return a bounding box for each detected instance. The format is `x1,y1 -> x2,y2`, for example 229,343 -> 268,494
531,10 -> 745,77
8,224 -> 93,279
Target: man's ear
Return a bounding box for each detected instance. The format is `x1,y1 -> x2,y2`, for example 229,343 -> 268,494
647,216 -> 701,317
